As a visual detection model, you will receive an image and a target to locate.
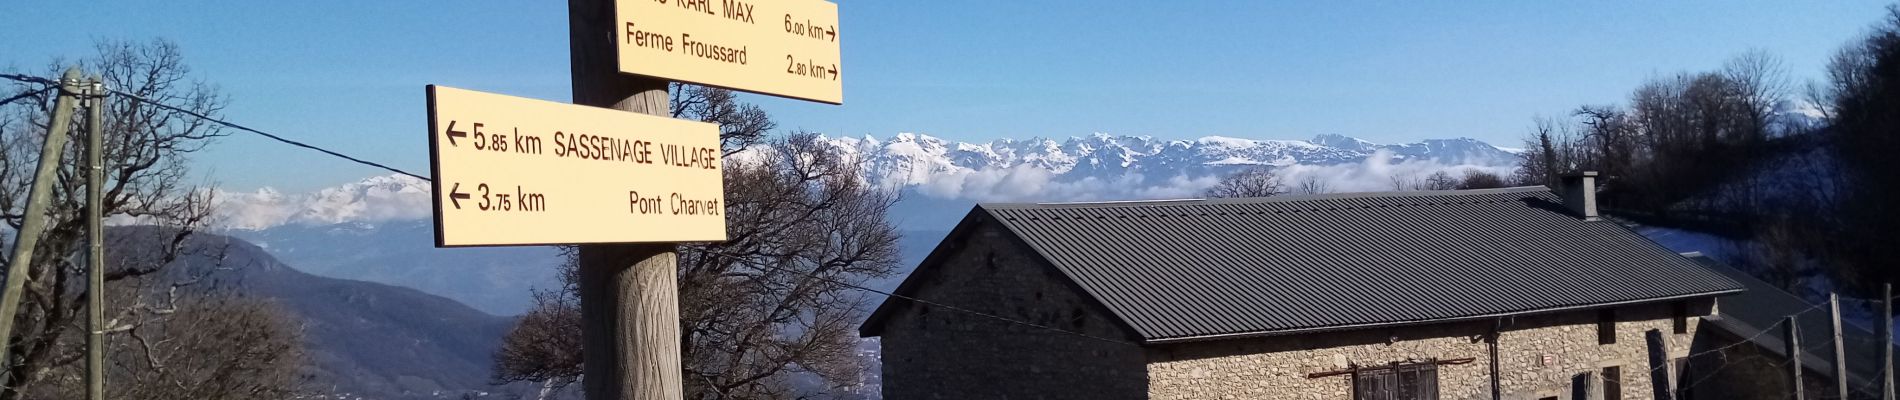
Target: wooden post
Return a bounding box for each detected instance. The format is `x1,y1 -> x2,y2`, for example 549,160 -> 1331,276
1834,293 -> 1851,400
1646,330 -> 1674,400
568,1 -> 683,399
84,75 -> 107,400
1884,283 -> 1894,400
0,68 -> 83,390
1788,316 -> 1805,400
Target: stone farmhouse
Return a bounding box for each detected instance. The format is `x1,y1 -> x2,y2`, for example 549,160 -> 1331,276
857,173 -> 1826,400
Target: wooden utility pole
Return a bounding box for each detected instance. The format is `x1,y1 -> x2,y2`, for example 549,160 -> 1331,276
1884,283 -> 1895,400
84,75 -> 107,400
1834,293 -> 1851,400
568,1 -> 683,399
0,68 -> 82,389
1788,316 -> 1805,400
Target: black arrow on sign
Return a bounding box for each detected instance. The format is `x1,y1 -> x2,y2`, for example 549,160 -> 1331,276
445,121 -> 467,146
448,183 -> 470,209
827,25 -> 837,42
828,64 -> 839,80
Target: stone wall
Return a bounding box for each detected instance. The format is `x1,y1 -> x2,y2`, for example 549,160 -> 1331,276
1491,301 -> 1711,400
1146,301 -> 1717,400
876,220 -> 1148,400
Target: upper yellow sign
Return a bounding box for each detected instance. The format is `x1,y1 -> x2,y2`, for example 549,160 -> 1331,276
617,0 -> 842,104
426,85 -> 728,247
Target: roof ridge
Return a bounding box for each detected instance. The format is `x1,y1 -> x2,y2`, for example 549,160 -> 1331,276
980,186 -> 1550,210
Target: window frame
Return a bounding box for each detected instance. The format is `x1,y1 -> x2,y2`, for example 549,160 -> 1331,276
1602,365 -> 1623,400
1352,362 -> 1440,400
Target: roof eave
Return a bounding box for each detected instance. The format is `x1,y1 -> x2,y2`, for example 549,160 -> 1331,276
1142,288 -> 1745,345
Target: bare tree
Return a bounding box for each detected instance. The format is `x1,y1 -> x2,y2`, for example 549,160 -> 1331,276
1512,118 -> 1565,187
1423,171 -> 1459,191
496,93 -> 900,398
1818,5 -> 1900,294
1290,175 -> 1332,195
30,286 -> 307,400
0,40 -> 311,399
671,83 -> 774,155
1456,170 -> 1507,190
675,133 -> 898,398
1204,167 -> 1283,198
1387,173 -> 1423,191
492,258 -> 581,393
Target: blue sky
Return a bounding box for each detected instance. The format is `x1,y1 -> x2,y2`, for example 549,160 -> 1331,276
2,1 -> 1888,191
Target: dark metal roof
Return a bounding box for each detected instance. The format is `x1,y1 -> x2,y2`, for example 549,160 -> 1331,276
980,187 -> 1744,342
1688,254 -> 1891,392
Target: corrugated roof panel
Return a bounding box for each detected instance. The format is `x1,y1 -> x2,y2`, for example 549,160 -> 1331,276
980,187 -> 1744,341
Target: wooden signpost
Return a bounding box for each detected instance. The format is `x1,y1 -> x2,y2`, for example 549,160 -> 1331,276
429,0 -> 841,398
425,85 -> 726,247
615,0 -> 842,104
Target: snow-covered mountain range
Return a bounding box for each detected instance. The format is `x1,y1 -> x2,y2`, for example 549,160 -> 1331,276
826,133 -> 1515,187
214,133 -> 1520,231
825,132 -> 1518,203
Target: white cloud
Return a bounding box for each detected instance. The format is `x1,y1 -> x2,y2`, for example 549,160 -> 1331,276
211,174 -> 431,230
1274,150 -> 1518,193
903,150 -> 1518,203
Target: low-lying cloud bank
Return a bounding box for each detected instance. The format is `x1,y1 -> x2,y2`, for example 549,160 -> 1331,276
912,150 -> 1517,204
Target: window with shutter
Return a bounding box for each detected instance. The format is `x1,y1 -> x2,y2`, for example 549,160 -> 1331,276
1602,365 -> 1623,400
1353,363 -> 1440,400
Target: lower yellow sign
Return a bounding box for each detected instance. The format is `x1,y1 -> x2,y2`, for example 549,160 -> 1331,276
426,85 -> 727,247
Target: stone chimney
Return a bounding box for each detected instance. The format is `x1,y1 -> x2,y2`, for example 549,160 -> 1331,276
1560,171 -> 1599,221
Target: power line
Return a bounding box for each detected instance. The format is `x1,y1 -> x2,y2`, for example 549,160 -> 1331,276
103,89 -> 431,181
0,88 -> 50,108
0,73 -> 431,182
0,73 -> 55,87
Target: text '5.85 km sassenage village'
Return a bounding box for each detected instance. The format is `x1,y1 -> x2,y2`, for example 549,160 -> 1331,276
426,85 -> 726,247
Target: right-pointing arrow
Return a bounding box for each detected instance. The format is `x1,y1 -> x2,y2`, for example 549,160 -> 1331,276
448,183 -> 470,209
445,121 -> 467,146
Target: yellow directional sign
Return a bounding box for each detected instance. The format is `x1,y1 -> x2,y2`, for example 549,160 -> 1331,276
425,85 -> 727,247
617,0 -> 842,104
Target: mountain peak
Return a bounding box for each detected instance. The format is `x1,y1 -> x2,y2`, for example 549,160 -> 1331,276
1310,133 -> 1376,149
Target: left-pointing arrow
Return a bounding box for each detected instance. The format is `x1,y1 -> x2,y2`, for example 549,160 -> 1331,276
445,121 -> 467,146
449,183 -> 470,209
